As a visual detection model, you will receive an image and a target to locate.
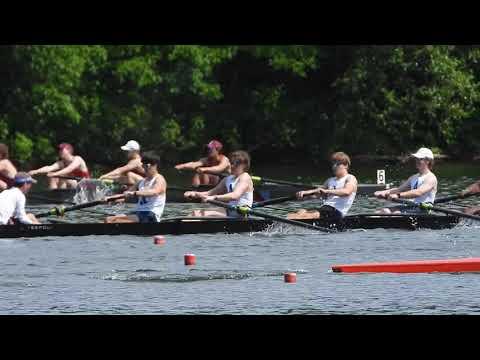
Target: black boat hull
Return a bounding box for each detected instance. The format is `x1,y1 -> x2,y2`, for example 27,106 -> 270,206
0,214 -> 460,238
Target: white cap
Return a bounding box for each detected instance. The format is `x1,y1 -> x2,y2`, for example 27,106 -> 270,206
411,147 -> 434,160
121,140 -> 140,152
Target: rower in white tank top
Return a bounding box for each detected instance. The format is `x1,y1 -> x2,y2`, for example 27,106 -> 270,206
225,175 -> 253,209
409,173 -> 437,204
136,175 -> 166,221
323,174 -> 357,216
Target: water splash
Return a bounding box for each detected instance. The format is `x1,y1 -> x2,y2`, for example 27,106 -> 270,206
73,179 -> 116,204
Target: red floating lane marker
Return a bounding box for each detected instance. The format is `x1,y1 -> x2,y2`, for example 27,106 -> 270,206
332,257 -> 480,274
284,272 -> 297,283
153,235 -> 166,245
184,254 -> 196,266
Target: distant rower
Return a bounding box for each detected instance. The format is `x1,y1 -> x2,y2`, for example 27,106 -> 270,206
99,140 -> 145,187
29,143 -> 90,189
459,178 -> 480,215
105,156 -> 167,224
374,147 -> 437,213
184,150 -> 253,217
287,152 -> 358,220
0,143 -> 17,191
0,173 -> 40,225
175,140 -> 231,186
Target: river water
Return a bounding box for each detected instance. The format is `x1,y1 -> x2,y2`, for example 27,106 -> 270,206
1,162 -> 480,314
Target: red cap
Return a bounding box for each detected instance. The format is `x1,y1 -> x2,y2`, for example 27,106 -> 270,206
58,143 -> 74,154
207,140 -> 223,152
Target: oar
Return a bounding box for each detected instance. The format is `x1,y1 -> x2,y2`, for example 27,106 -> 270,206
206,199 -> 335,233
250,175 -> 319,189
35,194 -> 126,218
387,197 -> 480,222
252,195 -> 297,208
434,192 -> 480,204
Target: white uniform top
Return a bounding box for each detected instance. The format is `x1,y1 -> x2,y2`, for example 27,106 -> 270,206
135,175 -> 166,220
323,174 -> 357,217
409,173 -> 437,204
225,175 -> 253,208
0,187 -> 34,225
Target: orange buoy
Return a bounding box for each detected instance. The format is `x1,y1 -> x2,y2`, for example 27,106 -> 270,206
284,272 -> 297,283
184,254 -> 196,266
153,235 -> 166,245
332,257 -> 480,274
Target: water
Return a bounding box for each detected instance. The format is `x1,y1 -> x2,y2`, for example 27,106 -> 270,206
2,164 -> 480,314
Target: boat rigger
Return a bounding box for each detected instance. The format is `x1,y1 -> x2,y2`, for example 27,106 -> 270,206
332,257 -> 480,273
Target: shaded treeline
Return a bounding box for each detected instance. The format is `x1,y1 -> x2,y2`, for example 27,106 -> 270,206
1,45 -> 480,167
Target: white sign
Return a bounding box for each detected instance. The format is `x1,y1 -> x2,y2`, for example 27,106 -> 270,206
377,170 -> 386,185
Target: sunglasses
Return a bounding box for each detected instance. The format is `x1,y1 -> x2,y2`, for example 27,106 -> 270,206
143,163 -> 153,169
231,159 -> 244,166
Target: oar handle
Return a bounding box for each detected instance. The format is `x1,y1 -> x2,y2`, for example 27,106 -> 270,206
36,194 -> 126,218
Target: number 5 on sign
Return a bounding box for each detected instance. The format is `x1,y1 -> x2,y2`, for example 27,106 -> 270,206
377,170 -> 385,185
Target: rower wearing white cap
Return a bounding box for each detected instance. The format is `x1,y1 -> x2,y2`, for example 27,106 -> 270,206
0,172 -> 40,225
99,140 -> 145,187
374,147 -> 437,213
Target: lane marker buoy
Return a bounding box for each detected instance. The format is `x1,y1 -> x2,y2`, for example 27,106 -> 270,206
184,254 -> 196,266
284,272 -> 297,283
153,235 -> 166,245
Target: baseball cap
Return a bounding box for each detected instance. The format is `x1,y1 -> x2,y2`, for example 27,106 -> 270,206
206,140 -> 223,152
58,143 -> 74,153
14,172 -> 37,185
121,140 -> 140,152
411,147 -> 434,160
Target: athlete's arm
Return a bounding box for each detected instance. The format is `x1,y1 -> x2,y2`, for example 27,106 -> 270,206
398,175 -> 436,199
175,159 -> 206,171
49,157 -> 82,177
197,157 -> 231,174
100,160 -> 141,179
29,162 -> 62,176
212,174 -> 252,202
135,176 -> 167,197
323,176 -> 358,197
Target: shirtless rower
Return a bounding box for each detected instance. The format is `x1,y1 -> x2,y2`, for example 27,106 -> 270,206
0,143 -> 17,191
184,150 -> 253,217
374,147 -> 437,213
459,178 -> 480,215
99,140 -> 145,187
105,155 -> 167,224
287,152 -> 358,220
0,172 -> 40,225
175,140 -> 231,186
28,143 -> 90,189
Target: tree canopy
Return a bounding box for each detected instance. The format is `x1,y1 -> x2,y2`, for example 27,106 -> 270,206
1,45 -> 479,166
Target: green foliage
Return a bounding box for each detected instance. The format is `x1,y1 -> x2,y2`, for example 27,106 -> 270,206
1,45 -> 480,167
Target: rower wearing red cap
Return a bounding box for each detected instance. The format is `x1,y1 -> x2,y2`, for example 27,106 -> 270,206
175,140 -> 231,186
0,143 -> 17,191
29,143 -> 90,189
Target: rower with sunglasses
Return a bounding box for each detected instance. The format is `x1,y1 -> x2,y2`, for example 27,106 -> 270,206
374,147 -> 437,213
105,156 -> 167,223
184,151 -> 253,217
175,140 -> 231,186
287,152 -> 358,220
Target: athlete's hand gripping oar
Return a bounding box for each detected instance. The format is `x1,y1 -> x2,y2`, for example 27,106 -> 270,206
205,199 -> 335,233
35,194 -> 126,218
387,197 -> 480,221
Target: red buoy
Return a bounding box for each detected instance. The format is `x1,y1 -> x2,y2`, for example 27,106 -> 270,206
332,257 -> 480,274
184,254 -> 196,266
153,235 -> 166,245
284,272 -> 297,283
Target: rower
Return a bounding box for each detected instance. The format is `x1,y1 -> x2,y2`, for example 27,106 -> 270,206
0,173 -> 40,225
184,150 -> 253,217
0,143 -> 17,191
175,139 -> 231,186
287,152 -> 358,220
28,143 -> 90,189
374,147 -> 437,213
105,156 -> 166,223
459,179 -> 480,215
99,140 -> 145,187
